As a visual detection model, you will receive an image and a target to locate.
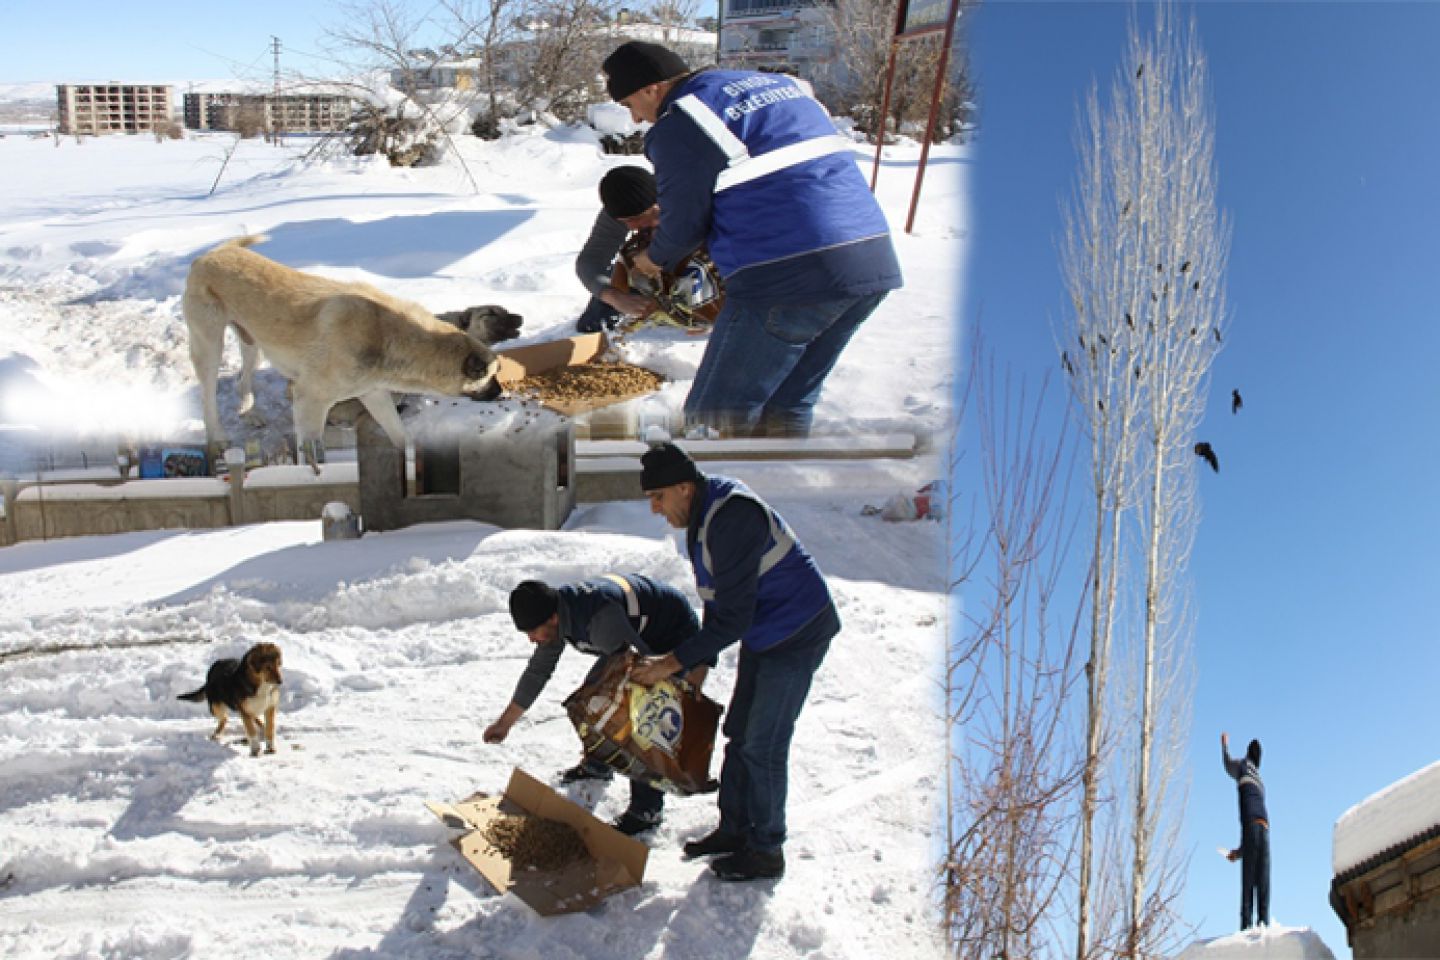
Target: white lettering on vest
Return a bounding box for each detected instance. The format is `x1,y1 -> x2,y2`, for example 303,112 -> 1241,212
722,85 -> 804,122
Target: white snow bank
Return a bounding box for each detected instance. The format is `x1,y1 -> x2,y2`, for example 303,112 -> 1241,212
1175,925 -> 1336,960
1333,757 -> 1440,874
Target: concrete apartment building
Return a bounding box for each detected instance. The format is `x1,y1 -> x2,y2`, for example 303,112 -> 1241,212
183,92 -> 357,133
56,83 -> 174,135
718,0 -> 836,81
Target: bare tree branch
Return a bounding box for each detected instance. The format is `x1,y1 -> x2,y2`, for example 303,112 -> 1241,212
1059,3 -> 1228,956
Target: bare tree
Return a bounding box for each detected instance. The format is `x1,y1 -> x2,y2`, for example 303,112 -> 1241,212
645,0 -> 702,42
817,0 -> 972,143
945,338 -> 1087,959
519,0 -> 620,122
319,0 -> 492,187
438,0 -> 530,138
1059,4 -> 1228,957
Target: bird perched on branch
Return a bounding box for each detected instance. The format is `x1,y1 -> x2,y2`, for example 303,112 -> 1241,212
1194,442 -> 1219,473
1232,389 -> 1243,415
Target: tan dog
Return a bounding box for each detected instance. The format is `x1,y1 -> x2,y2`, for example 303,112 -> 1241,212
177,642 -> 285,757
183,236 -> 503,468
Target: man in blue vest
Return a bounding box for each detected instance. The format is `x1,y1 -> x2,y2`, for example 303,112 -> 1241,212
1222,731 -> 1270,929
631,442 -> 839,881
485,575 -> 709,836
601,41 -> 903,438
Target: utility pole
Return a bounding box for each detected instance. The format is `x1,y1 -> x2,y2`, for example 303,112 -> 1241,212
715,1 -> 725,68
271,35 -> 284,146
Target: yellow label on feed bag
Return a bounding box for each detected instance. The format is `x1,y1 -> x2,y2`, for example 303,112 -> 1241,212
628,681 -> 684,757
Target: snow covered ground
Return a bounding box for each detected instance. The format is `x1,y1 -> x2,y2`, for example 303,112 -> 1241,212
0,110 -> 963,958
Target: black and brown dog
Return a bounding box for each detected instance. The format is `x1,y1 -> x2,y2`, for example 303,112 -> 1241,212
178,642 -> 284,756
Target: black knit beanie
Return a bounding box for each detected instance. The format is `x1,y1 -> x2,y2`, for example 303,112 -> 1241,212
1247,739 -> 1262,767
640,442 -> 701,491
603,41 -> 690,102
509,580 -> 559,631
599,166 -> 657,219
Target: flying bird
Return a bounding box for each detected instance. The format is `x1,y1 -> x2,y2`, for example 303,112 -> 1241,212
1194,442 -> 1219,473
1232,389 -> 1243,414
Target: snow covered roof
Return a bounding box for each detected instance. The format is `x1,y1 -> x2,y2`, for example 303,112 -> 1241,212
1175,926 -> 1336,960
1332,757 -> 1440,877
610,23 -> 717,47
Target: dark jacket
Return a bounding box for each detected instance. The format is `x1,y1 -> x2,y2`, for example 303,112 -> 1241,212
643,68 -> 902,305
510,573 -> 701,709
1223,746 -> 1269,825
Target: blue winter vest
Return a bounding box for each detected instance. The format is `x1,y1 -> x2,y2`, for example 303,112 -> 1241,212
659,70 -> 893,280
687,476 -> 831,652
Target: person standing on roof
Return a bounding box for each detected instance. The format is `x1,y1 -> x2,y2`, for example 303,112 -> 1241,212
1222,731 -> 1270,930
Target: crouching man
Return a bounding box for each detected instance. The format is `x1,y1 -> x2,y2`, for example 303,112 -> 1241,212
632,442 -> 839,881
485,575 -> 710,836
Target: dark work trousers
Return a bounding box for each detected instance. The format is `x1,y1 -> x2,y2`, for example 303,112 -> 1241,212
1240,818 -> 1270,929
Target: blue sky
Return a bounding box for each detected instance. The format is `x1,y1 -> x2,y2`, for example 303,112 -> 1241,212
966,0 -> 1440,952
3,1 -> 361,83
0,1 -> 722,84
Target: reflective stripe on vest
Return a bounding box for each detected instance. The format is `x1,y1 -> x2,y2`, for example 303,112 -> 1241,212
694,490 -> 795,601
674,93 -> 855,194
601,573 -> 649,634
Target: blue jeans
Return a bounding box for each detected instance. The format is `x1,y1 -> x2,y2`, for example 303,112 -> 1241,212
1241,819 -> 1270,929
716,622 -> 834,852
683,291 -> 888,437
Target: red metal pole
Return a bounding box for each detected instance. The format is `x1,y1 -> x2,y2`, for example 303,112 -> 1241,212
870,0 -> 911,192
905,0 -> 965,233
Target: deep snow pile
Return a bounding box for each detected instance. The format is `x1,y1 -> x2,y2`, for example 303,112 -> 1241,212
1175,926 -> 1336,960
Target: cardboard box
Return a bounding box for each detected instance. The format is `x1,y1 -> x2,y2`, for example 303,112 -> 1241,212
426,767 -> 648,916
495,333 -> 663,420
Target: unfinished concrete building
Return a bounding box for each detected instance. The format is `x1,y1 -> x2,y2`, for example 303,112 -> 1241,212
56,84 -> 174,135
182,92 -> 357,133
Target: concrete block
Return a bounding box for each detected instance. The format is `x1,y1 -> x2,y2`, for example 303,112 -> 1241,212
357,401 -> 575,533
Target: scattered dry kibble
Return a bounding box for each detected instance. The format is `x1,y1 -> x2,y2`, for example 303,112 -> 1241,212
505,361 -> 664,402
482,813 -> 588,871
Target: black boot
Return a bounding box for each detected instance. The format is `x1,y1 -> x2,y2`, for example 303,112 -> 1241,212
611,809 -> 662,836
711,846 -> 785,882
559,760 -> 613,784
682,828 -> 744,860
